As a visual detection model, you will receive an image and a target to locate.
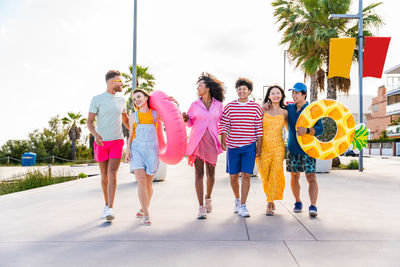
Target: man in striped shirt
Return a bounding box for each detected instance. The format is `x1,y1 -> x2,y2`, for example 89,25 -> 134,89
219,78 -> 263,218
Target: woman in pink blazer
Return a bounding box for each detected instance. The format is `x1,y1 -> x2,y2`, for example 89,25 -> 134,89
182,72 -> 225,219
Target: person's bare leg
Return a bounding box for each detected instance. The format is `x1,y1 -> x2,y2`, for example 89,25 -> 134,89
230,174 -> 240,199
290,172 -> 301,202
240,172 -> 251,204
146,174 -> 154,206
99,161 -> 109,206
205,163 -> 215,199
135,169 -> 150,216
194,158 -> 205,206
305,173 -> 318,206
107,158 -> 121,208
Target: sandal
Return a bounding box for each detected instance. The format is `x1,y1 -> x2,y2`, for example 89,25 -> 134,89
266,203 -> 275,216
143,216 -> 151,226
136,209 -> 144,218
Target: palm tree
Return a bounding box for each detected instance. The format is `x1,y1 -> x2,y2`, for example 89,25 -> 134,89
62,112 -> 87,160
122,65 -> 155,95
122,65 -> 155,114
272,0 -> 383,101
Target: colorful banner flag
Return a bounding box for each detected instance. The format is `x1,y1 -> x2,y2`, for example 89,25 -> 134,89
328,38 -> 356,79
363,37 -> 391,78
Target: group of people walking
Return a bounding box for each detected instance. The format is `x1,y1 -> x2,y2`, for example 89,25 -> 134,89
88,70 -> 323,226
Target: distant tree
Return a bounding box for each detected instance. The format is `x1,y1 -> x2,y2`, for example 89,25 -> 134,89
62,112 -> 87,160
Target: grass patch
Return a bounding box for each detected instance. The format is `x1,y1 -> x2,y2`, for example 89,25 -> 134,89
0,170 -> 85,196
339,160 -> 359,170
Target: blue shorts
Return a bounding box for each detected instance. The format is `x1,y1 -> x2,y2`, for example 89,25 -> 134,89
226,142 -> 256,175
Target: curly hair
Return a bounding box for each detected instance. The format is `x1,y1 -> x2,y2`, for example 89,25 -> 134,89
235,77 -> 253,92
197,72 -> 226,102
263,85 -> 286,109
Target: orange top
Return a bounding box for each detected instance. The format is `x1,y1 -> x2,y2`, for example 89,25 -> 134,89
129,110 -> 156,143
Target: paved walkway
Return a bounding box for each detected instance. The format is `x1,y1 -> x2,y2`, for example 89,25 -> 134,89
1,155 -> 400,266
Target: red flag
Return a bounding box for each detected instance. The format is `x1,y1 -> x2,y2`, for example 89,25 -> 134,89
363,37 -> 391,78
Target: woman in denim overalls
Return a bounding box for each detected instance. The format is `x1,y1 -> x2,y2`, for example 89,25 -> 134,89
128,89 -> 160,226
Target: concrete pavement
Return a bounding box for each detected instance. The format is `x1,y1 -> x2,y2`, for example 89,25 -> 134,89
1,154 -> 400,267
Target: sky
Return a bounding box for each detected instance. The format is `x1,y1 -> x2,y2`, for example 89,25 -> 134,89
0,0 -> 399,146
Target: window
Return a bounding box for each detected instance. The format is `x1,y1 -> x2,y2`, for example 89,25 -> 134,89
373,104 -> 378,112
387,95 -> 399,105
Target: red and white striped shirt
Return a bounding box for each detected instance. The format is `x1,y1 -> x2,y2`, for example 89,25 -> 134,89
219,100 -> 263,148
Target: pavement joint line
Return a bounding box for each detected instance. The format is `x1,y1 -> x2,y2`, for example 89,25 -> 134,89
283,240 -> 300,267
1,240 -> 399,243
279,201 -> 318,241
243,217 -> 250,241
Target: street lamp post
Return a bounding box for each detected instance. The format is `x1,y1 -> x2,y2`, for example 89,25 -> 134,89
132,0 -> 138,91
329,0 -> 364,172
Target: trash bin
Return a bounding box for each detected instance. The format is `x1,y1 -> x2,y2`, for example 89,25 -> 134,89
21,152 -> 37,166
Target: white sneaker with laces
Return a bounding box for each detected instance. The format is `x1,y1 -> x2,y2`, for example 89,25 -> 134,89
234,198 -> 241,213
197,206 -> 207,219
238,204 -> 250,218
100,206 -> 108,219
105,208 -> 115,221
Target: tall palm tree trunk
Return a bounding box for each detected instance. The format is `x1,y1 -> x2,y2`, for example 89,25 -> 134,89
71,140 -> 76,160
327,78 -> 337,100
310,73 -> 319,102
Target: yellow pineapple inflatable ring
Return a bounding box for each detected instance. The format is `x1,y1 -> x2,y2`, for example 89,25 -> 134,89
296,99 -> 355,160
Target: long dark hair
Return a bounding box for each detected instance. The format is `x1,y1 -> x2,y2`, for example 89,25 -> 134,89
263,85 -> 286,109
132,89 -> 151,109
197,72 -> 226,102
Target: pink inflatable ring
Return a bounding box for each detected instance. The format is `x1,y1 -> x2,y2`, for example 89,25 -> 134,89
149,90 -> 186,165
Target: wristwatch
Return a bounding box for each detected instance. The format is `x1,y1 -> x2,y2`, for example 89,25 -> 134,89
306,128 -> 311,134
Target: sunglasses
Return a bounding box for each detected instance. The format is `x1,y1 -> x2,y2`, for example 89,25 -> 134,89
113,79 -> 122,82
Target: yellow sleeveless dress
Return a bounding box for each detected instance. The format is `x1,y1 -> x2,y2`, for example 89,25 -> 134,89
256,113 -> 285,202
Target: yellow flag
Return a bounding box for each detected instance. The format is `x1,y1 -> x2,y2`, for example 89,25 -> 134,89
328,38 -> 356,79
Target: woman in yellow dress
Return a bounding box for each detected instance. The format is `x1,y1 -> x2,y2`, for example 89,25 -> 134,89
256,85 -> 288,216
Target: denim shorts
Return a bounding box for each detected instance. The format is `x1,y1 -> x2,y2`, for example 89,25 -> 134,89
286,151 -> 316,174
226,142 -> 256,175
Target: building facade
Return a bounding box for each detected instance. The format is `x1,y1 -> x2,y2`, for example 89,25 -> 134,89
366,65 -> 400,139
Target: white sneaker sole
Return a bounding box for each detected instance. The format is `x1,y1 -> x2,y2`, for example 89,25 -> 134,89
309,211 -> 318,217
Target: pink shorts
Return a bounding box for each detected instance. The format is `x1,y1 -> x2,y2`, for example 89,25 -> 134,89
94,139 -> 124,162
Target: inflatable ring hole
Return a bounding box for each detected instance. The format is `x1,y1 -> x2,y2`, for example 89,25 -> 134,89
316,117 -> 337,143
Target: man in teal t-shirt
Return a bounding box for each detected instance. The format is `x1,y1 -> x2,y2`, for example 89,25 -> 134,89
88,70 -> 129,221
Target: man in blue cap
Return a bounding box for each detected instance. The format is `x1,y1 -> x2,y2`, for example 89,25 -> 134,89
286,82 -> 323,217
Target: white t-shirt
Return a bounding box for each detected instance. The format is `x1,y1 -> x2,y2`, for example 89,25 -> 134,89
89,92 -> 127,141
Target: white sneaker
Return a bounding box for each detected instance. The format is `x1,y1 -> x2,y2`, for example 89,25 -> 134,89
238,204 -> 250,218
100,206 -> 108,219
234,198 -> 241,213
105,208 -> 115,221
197,206 -> 207,219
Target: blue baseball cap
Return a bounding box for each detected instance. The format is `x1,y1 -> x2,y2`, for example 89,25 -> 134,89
289,82 -> 307,92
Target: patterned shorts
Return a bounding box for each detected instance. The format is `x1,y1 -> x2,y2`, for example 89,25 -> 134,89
286,151 -> 316,174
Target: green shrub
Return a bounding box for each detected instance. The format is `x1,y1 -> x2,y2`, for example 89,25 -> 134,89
0,170 -> 76,195
347,160 -> 359,169
78,172 -> 88,178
